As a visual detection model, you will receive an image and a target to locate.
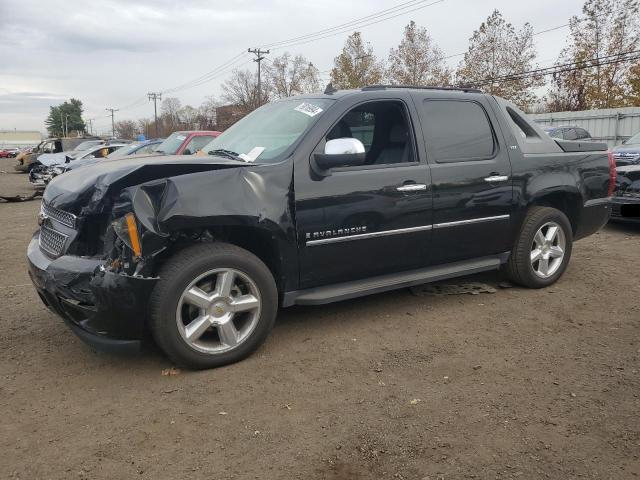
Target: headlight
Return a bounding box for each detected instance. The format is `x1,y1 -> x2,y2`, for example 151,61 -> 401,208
52,166 -> 66,175
112,213 -> 142,257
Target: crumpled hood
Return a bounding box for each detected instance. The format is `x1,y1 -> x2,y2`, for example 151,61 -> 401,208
43,155 -> 250,216
39,152 -> 69,167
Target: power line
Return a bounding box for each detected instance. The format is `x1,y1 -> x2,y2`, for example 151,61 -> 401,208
161,52 -> 249,94
460,50 -> 640,88
266,0 -> 446,51
261,0 -> 441,49
443,13 -> 610,61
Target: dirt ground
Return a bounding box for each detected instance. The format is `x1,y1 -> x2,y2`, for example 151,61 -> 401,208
1,156 -> 639,480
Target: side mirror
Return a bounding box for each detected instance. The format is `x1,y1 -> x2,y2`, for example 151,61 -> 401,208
311,138 -> 366,176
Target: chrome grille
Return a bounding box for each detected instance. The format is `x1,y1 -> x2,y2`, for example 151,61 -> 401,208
39,224 -> 68,257
41,201 -> 76,229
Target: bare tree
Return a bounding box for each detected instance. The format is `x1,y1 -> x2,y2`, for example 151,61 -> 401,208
197,96 -> 219,130
548,0 -> 640,111
179,105 -> 198,129
387,21 -> 451,86
114,120 -> 139,140
138,118 -> 152,138
161,97 -> 182,131
456,10 -> 543,110
265,53 -> 321,98
330,32 -> 385,89
221,69 -> 268,114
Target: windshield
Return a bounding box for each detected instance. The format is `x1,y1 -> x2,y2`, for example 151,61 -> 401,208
201,98 -> 334,163
107,142 -> 143,158
74,140 -> 102,151
155,132 -> 188,154
626,132 -> 640,145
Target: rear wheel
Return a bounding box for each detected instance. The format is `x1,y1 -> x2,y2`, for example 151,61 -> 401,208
506,207 -> 573,288
149,242 -> 278,369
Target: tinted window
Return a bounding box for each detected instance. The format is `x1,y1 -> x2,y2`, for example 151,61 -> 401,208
324,100 -> 415,166
422,100 -> 495,162
339,111 -> 375,151
564,128 -> 578,140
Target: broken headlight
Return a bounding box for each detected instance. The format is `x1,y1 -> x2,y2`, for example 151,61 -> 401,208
112,212 -> 142,258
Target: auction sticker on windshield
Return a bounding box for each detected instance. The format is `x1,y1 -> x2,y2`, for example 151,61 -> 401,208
294,103 -> 323,117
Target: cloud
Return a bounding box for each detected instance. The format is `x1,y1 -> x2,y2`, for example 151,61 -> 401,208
0,91 -> 65,109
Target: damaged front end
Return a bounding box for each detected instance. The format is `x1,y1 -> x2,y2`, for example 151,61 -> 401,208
611,165 -> 640,223
27,154 -> 296,352
27,197 -> 163,352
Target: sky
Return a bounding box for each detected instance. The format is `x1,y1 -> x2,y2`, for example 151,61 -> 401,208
0,0 -> 586,134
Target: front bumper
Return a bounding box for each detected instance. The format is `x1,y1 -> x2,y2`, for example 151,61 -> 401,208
27,233 -> 158,353
610,196 -> 640,223
14,162 -> 29,172
29,169 -> 50,190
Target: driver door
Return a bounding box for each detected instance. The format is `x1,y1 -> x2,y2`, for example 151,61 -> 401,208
294,95 -> 433,289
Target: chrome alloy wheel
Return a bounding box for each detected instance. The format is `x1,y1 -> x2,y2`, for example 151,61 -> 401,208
176,268 -> 262,354
530,221 -> 566,279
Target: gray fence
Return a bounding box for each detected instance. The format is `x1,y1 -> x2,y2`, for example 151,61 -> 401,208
529,107 -> 640,148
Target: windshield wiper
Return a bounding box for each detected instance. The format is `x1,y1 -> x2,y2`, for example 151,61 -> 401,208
208,149 -> 244,161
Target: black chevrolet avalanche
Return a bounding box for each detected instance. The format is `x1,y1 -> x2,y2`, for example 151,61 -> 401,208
28,86 -> 615,369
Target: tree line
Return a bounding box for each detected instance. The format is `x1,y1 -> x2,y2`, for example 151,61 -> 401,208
46,0 -> 640,138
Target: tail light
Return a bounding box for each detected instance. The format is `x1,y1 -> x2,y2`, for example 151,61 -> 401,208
608,151 -> 617,197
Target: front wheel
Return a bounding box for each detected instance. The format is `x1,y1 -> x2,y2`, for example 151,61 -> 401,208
506,207 -> 573,288
149,242 -> 278,369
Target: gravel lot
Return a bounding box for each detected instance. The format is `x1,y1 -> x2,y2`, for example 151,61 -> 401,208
1,157 -> 639,479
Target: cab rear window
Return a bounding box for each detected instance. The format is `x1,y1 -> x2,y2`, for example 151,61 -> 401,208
422,100 -> 496,163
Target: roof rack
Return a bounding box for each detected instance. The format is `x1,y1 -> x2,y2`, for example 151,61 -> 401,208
361,84 -> 483,94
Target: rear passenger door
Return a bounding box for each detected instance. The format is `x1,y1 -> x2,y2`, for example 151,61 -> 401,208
412,93 -> 514,265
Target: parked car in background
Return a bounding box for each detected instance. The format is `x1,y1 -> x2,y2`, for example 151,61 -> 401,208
542,126 -> 593,141
154,131 -> 221,156
36,139 -> 106,167
611,131 -> 640,167
15,137 -> 102,172
29,143 -> 127,189
0,147 -> 20,158
610,164 -> 640,223
106,139 -> 163,159
27,86 -> 614,369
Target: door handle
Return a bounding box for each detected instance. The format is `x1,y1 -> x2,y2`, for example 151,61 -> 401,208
484,175 -> 509,183
397,183 -> 427,192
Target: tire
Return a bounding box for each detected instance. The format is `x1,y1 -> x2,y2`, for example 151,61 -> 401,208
149,242 -> 278,369
506,207 -> 573,288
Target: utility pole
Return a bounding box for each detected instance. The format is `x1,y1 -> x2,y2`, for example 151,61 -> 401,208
248,48 -> 269,106
64,114 -> 70,137
147,92 -> 162,137
105,108 -> 118,138
87,119 -> 93,136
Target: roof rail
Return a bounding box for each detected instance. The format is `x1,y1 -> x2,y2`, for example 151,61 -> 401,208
362,84 -> 483,94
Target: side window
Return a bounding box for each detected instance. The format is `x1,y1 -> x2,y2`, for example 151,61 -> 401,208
576,128 -> 590,139
422,100 -> 495,163
183,136 -> 213,155
564,128 -> 578,140
324,100 -> 415,166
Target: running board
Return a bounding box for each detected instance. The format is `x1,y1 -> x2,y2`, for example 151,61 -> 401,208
282,253 -> 509,307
